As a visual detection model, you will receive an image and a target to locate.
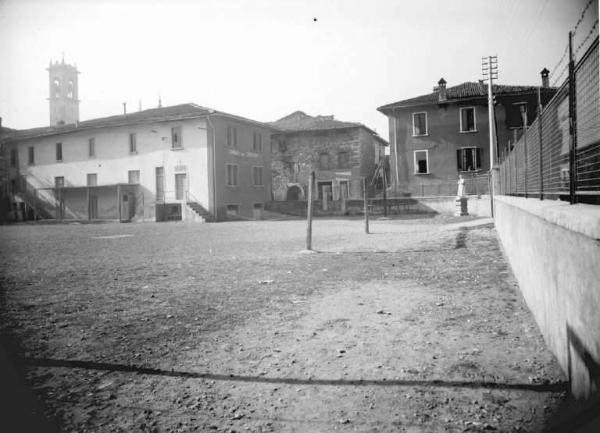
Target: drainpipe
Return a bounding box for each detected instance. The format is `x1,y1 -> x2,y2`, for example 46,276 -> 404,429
205,115 -> 218,220
392,113 -> 399,190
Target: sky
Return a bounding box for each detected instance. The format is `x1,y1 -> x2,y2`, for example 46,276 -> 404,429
0,0 -> 598,139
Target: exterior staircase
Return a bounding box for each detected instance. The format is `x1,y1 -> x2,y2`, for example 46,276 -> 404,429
186,201 -> 211,222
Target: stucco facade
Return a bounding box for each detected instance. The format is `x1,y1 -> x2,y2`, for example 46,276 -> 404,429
378,79 -> 557,196
2,104 -> 275,222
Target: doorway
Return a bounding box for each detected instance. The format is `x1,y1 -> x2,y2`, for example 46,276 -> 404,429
89,195 -> 98,220
175,173 -> 187,201
317,181 -> 333,201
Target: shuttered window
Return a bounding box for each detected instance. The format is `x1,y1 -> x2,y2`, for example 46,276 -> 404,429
456,147 -> 482,171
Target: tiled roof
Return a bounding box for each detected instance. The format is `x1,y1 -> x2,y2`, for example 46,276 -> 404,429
2,103 -> 277,142
270,111 -> 388,145
270,111 -> 362,131
378,82 -> 557,112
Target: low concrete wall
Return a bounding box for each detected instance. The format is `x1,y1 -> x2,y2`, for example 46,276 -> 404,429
415,195 -> 491,217
494,196 -> 600,398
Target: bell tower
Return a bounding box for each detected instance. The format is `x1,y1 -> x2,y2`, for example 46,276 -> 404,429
47,57 -> 80,126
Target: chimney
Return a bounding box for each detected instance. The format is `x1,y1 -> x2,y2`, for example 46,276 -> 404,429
158,96 -> 162,108
540,67 -> 550,88
438,78 -> 447,102
123,102 -> 127,115
75,120 -> 79,128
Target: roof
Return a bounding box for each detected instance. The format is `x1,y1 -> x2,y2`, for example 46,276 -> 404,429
270,111 -> 362,131
2,103 -> 278,142
270,111 -> 388,145
378,82 -> 557,112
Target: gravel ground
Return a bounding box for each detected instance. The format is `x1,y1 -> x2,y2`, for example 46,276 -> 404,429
0,215 -> 571,432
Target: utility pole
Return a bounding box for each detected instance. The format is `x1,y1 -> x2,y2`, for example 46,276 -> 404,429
482,55 -> 498,216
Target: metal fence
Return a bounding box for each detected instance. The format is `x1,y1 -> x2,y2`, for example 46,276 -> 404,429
498,35 -> 599,204
387,172 -> 490,198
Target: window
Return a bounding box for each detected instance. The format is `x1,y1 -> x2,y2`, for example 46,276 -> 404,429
319,152 -> 330,170
53,78 -> 60,98
56,142 -> 63,161
226,204 -> 240,216
155,167 -> 165,201
128,170 -> 140,184
10,149 -> 17,167
457,147 -> 482,171
171,126 -> 182,149
129,133 -> 137,153
55,176 -> 64,189
89,138 -> 95,157
226,164 -> 239,186
253,132 -> 262,152
337,151 -> 350,169
227,126 -> 237,147
460,107 -> 477,132
412,112 -> 428,136
28,146 -> 35,165
413,150 -> 429,174
87,173 -> 97,186
252,166 -> 263,186
67,80 -> 74,99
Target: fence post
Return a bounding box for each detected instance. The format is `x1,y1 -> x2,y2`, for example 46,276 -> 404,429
537,87 -> 544,200
513,150 -> 519,195
306,171 -> 314,250
363,177 -> 369,234
568,31 -> 578,204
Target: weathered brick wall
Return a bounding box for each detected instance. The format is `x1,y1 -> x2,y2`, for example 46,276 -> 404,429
271,127 -> 379,201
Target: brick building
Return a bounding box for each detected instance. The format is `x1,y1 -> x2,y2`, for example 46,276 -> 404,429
269,111 -> 387,202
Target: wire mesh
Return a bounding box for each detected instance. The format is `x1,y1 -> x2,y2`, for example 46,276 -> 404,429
409,172 -> 489,197
575,37 -> 600,193
498,37 -> 599,202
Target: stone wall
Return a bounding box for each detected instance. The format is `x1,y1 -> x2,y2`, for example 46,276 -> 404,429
271,127 -> 379,202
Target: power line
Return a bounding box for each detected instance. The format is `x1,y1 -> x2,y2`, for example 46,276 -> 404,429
549,43 -> 569,76
522,0 -> 551,45
573,0 -> 596,37
574,18 -> 599,57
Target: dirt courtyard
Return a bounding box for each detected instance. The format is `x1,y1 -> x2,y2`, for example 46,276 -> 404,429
0,215 -> 571,432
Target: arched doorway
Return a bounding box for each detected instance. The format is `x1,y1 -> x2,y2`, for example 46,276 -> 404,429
286,185 -> 303,201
